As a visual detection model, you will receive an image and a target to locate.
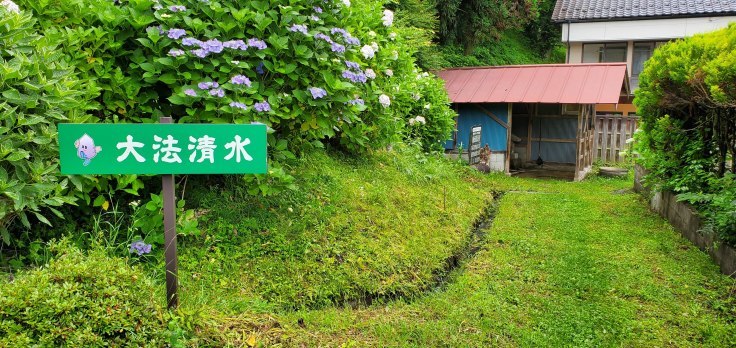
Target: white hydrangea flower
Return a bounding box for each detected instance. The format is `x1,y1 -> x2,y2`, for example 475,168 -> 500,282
1,0 -> 20,13
382,10 -> 394,27
422,72 -> 430,78
391,50 -> 398,60
412,93 -> 421,100
424,103 -> 431,110
379,94 -> 391,108
385,69 -> 393,77
389,32 -> 397,40
415,116 -> 426,124
361,45 -> 375,59
371,42 -> 379,51
368,31 -> 377,38
365,69 -> 376,79
342,0 -> 350,7
409,118 -> 416,126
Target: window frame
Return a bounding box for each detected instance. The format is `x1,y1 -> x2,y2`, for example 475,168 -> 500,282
582,42 -> 628,63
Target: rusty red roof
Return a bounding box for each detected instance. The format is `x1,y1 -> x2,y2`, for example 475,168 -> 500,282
436,63 -> 629,104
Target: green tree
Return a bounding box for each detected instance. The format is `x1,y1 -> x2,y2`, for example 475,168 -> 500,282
524,0 -> 561,57
437,0 -> 537,54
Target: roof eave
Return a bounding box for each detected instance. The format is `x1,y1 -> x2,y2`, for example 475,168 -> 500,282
552,11 -> 736,23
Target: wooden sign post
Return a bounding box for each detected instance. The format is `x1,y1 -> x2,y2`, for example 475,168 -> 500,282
58,120 -> 267,309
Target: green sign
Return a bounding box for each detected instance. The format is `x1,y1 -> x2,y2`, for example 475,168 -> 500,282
59,123 -> 267,175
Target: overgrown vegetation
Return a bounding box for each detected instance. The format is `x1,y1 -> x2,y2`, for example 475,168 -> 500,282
0,8 -> 92,248
179,145 -> 493,310
0,240 -> 169,346
3,0 -> 455,255
635,23 -> 736,244
394,0 -> 563,71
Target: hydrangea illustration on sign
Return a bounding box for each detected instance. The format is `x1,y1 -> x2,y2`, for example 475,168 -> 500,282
74,134 -> 102,166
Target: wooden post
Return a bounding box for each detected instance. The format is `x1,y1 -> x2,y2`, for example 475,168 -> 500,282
160,116 -> 179,310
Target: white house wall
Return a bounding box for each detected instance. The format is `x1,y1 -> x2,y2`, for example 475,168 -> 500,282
561,16 -> 736,42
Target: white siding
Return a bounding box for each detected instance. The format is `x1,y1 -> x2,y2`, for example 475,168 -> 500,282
561,16 -> 736,43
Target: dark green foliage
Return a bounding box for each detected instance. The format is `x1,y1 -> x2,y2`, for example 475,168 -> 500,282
524,0 -> 562,58
0,240 -> 167,346
438,31 -> 549,68
634,24 -> 736,243
437,0 -> 537,54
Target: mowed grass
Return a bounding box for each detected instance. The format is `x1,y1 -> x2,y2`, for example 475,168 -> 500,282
176,152 -> 736,347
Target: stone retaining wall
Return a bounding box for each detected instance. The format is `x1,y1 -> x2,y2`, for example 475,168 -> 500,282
634,165 -> 736,277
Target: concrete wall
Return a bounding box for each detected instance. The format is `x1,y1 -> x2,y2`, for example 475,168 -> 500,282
634,165 -> 736,277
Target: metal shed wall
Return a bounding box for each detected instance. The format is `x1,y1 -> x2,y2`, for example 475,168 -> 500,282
446,103 -> 509,152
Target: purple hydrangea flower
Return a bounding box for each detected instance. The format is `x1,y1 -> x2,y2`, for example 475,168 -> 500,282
342,70 -> 367,83
345,60 -> 360,70
256,62 -> 265,75
254,101 -> 271,112
129,240 -> 152,255
314,6 -> 323,13
314,33 -> 333,43
168,49 -> 185,57
209,88 -> 225,97
248,38 -> 268,50
198,81 -> 218,90
203,39 -> 223,54
169,5 -> 186,12
345,36 -> 360,46
331,43 -> 346,53
223,39 -> 247,50
192,49 -> 208,58
229,101 -> 248,110
167,28 -> 186,39
289,24 -> 309,34
184,89 -> 197,96
330,28 -> 347,36
310,15 -> 320,21
347,98 -> 364,106
182,37 -> 202,47
230,75 -> 252,87
308,87 -> 327,99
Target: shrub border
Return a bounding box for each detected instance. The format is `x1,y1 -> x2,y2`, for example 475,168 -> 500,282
634,165 -> 736,277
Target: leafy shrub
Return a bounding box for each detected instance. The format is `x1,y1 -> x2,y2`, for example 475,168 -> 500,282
634,24 -> 736,243
20,0 -> 455,155
0,240 -> 167,346
9,0 -> 455,227
0,7 -> 93,245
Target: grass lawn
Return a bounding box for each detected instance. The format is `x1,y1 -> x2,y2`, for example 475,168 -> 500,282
174,151 -> 735,347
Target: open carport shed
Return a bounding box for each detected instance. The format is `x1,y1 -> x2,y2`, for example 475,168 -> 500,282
437,63 -> 629,181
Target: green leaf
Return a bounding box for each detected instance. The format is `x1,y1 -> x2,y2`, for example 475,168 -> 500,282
32,211 -> 52,226
158,73 -> 177,85
93,195 -> 106,207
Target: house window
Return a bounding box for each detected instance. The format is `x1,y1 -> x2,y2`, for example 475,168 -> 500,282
582,42 -> 627,63
631,41 -> 668,90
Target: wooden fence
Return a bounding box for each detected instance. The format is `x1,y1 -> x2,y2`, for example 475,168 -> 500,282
593,114 -> 639,163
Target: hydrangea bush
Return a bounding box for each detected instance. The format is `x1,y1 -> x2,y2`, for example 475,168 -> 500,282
20,0 -> 454,153
7,0 -> 456,243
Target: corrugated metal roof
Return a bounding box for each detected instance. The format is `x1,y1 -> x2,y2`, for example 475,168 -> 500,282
436,63 -> 628,104
552,0 -> 736,22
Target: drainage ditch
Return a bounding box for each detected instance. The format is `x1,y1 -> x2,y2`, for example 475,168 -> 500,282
335,190 -> 506,309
